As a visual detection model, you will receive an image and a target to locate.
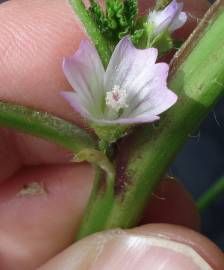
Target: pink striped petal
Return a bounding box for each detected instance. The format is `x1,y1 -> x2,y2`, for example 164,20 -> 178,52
60,91 -> 92,120
105,37 -> 158,103
148,0 -> 187,34
63,40 -> 105,109
92,114 -> 160,125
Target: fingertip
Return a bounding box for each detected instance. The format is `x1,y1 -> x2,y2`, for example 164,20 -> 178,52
141,177 -> 201,231
0,0 -> 84,123
0,163 -> 93,269
40,224 -> 224,270
130,224 -> 224,270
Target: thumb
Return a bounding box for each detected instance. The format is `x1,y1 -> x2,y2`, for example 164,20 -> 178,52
39,224 -> 224,270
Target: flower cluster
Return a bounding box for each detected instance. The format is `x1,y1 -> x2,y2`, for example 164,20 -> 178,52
61,0 -> 187,139
61,37 -> 177,125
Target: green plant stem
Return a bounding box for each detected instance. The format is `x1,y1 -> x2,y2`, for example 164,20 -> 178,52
75,145 -> 116,240
0,101 -> 96,152
77,0 -> 224,237
197,176 -> 224,212
69,0 -> 112,67
76,167 -> 115,239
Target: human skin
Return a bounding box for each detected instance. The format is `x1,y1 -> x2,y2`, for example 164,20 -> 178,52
0,0 -> 223,269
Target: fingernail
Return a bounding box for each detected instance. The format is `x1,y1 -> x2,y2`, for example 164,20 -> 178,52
89,230 -> 213,270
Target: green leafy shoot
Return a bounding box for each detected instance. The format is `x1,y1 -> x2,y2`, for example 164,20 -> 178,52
88,0 -> 175,57
89,0 -> 138,45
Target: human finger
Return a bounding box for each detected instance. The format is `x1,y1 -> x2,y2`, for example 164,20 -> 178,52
39,223 -> 224,269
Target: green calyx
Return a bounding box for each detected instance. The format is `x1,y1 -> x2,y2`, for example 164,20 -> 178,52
92,124 -> 131,144
132,22 -> 174,57
151,30 -> 174,56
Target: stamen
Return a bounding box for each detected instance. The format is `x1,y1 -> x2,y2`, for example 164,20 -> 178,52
106,85 -> 128,112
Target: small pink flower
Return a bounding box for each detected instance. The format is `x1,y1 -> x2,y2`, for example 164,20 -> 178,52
148,0 -> 187,34
61,37 -> 177,125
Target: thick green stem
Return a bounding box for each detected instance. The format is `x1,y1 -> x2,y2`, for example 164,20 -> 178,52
69,0 -> 112,67
197,176 -> 224,212
0,101 -> 96,152
106,0 -> 224,228
77,1 -> 224,236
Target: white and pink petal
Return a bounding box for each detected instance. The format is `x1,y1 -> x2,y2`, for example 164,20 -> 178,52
105,37 -> 158,95
169,11 -> 188,32
148,0 -> 187,34
92,114 -> 160,125
122,63 -> 170,116
60,91 -> 93,120
63,40 -> 105,107
128,86 -> 177,118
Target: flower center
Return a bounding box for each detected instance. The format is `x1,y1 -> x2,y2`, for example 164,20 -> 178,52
105,85 -> 128,112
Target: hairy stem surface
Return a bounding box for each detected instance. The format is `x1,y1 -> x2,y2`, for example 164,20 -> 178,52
69,0 -> 112,67
0,101 -> 96,152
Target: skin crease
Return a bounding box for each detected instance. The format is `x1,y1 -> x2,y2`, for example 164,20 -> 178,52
0,0 -> 223,269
